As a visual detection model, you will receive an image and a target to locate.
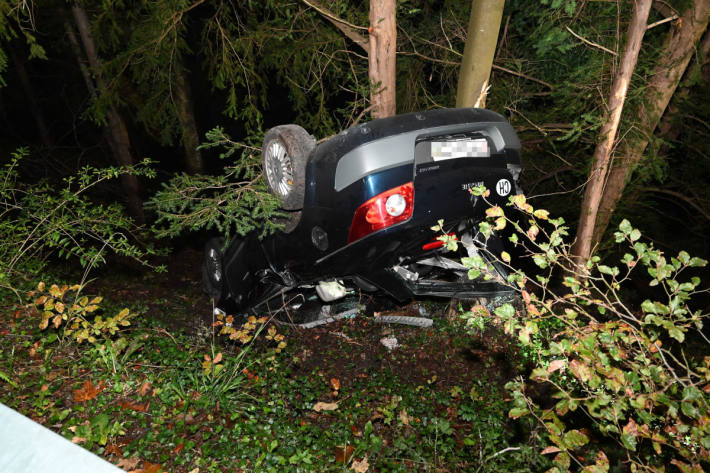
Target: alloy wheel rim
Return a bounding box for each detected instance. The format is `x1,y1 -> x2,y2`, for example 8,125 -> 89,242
208,248 -> 222,283
265,141 -> 294,198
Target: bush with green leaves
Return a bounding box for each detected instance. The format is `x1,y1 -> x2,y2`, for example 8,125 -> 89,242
148,127 -> 284,240
0,148 -> 159,297
452,188 -> 709,472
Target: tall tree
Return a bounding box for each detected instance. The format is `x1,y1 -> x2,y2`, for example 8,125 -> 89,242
174,66 -> 203,174
572,0 -> 653,263
455,0 -> 505,108
591,0 -> 710,246
70,5 -> 144,223
300,0 -> 397,118
368,0 -> 396,117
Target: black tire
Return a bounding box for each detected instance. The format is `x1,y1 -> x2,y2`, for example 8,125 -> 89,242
262,124 -> 315,210
202,237 -> 225,300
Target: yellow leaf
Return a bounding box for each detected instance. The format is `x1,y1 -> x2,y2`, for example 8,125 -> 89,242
49,284 -> 62,297
117,308 -> 130,318
55,302 -> 65,314
78,296 -> 89,307
34,296 -> 47,306
90,296 -> 103,304
85,305 -> 99,313
37,281 -> 45,292
39,317 -> 49,330
52,315 -> 62,329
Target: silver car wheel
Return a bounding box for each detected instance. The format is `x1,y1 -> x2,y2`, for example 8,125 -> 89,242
265,141 -> 294,198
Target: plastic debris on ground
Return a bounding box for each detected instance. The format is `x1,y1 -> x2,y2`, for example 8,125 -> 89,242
380,336 -> 399,351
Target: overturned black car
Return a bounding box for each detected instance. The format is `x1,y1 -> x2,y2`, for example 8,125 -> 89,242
203,108 -> 522,316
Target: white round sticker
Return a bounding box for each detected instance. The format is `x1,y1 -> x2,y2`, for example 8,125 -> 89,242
496,179 -> 511,196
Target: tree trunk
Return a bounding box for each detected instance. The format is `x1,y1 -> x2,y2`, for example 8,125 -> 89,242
591,0 -> 710,245
71,5 -> 144,224
174,67 -> 203,174
571,0 -> 653,263
368,0 -> 396,118
455,0 -> 505,108
10,50 -> 53,149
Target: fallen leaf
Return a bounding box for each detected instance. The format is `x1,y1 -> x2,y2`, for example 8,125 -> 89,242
330,378 -> 341,391
334,444 -> 354,463
213,352 -> 223,364
350,425 -> 361,437
74,380 -> 104,402
116,458 -> 141,471
141,461 -> 162,473
173,442 -> 185,454
105,444 -> 123,456
139,381 -> 152,396
313,401 -> 339,412
399,409 -> 410,425
351,455 -> 369,473
119,401 -> 150,412
187,469 -> 199,473
71,436 -> 86,444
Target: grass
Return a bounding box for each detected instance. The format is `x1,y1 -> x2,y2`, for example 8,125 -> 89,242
0,270 -> 550,472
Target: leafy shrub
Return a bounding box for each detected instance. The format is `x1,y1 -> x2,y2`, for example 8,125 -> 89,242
456,188 -> 709,472
0,148 -> 158,295
28,281 -> 133,344
148,127 -> 284,240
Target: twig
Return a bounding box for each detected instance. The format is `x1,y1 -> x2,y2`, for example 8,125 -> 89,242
492,64 -> 554,89
647,15 -> 678,30
350,104 -> 375,127
484,447 -> 521,462
565,26 -> 618,56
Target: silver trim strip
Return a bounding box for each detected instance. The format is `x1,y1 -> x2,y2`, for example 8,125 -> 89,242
334,121 -> 519,191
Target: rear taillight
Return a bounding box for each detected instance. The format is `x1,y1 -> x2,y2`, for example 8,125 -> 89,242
348,182 -> 414,243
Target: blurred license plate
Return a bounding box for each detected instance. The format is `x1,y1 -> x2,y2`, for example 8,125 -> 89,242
431,138 -> 489,161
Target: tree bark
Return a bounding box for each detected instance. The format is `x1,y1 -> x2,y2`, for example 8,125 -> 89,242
571,0 -> 653,263
591,0 -> 710,245
455,0 -> 505,108
71,5 -> 144,223
174,67 -> 203,174
368,0 -> 396,118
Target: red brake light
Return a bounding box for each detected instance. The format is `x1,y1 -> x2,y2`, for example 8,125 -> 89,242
348,182 -> 414,243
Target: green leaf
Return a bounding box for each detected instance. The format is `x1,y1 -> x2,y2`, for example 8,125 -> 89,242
563,429 -> 589,448
494,303 -> 516,319
619,219 -> 632,234
621,433 -> 637,451
668,326 -> 685,343
532,254 -> 548,268
508,407 -> 529,419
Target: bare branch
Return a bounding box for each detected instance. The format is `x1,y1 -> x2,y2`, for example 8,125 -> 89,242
300,0 -> 369,52
565,26 -> 618,56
